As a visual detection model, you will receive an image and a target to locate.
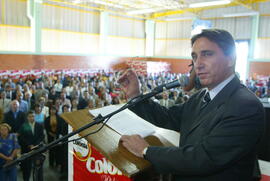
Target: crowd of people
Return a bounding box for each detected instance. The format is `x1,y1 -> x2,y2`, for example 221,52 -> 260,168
246,77 -> 270,98
0,66 -> 268,181
0,70 -> 192,181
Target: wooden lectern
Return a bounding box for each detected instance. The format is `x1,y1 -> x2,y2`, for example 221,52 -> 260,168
61,109 -> 178,180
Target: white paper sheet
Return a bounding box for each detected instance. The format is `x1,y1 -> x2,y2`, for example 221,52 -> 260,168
89,105 -> 155,137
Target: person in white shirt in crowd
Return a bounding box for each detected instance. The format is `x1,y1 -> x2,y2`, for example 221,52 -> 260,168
69,84 -> 80,100
60,91 -> 71,108
0,91 -> 11,113
39,97 -> 49,118
65,82 -> 74,98
24,91 -> 34,111
4,85 -> 13,100
16,92 -> 29,113
79,82 -> 87,96
22,84 -> 30,94
87,98 -> 95,109
159,91 -> 175,108
14,84 -> 23,95
88,86 -> 98,100
54,79 -> 63,95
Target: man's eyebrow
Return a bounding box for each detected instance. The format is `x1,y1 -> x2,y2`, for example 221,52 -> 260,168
201,50 -> 214,53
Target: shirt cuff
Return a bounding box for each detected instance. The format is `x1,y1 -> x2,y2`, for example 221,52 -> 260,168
142,147 -> 148,159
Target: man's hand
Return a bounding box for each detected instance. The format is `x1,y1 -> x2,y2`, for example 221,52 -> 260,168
118,69 -> 140,99
120,135 -> 149,158
6,156 -> 13,161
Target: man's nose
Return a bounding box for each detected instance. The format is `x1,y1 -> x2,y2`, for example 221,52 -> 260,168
194,57 -> 204,70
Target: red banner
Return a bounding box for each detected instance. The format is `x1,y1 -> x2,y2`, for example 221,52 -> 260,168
70,135 -> 132,181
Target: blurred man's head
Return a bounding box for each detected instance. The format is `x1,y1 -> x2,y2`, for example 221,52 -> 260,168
10,100 -> 19,112
24,91 -> 32,100
16,91 -> 24,102
0,123 -> 11,138
27,110 -> 35,123
162,92 -> 169,100
62,104 -> 70,113
35,104 -> 42,114
0,91 -> 6,99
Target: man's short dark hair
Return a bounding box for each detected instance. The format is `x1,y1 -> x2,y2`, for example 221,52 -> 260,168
28,110 -> 35,115
62,104 -> 70,112
191,29 -> 236,58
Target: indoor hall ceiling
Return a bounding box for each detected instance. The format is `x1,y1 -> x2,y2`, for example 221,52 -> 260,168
44,0 -> 270,20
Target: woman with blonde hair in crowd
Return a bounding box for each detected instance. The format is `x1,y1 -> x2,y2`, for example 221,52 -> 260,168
0,123 -> 20,181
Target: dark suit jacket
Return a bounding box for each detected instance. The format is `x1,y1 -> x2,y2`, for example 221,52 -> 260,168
130,76 -> 265,181
4,111 -> 26,133
78,98 -> 88,110
18,122 -> 44,153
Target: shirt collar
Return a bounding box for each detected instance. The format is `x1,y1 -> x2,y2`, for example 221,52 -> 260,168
13,110 -> 19,115
207,74 -> 235,100
28,121 -> 35,127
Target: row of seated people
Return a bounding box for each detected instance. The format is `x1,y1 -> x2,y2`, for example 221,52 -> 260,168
0,71 -> 191,120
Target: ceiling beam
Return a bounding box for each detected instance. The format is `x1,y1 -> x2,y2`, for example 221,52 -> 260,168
151,0 -> 269,19
233,0 -> 253,9
45,0 -> 164,21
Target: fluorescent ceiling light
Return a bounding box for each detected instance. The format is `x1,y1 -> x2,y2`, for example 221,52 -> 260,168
72,0 -> 82,4
91,0 -> 125,9
189,0 -> 231,8
223,11 -> 259,17
165,16 -> 195,21
127,8 -> 163,15
73,0 -> 125,9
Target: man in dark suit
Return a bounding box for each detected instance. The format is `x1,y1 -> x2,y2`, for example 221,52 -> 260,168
118,29 -> 265,181
4,100 -> 26,133
18,110 -> 44,181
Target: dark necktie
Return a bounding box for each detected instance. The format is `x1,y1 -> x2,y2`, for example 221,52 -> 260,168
201,92 -> 211,110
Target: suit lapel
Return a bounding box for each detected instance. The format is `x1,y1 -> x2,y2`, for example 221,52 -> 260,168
187,76 -> 241,135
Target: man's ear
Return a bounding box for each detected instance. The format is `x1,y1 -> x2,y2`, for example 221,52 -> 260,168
227,54 -> 236,68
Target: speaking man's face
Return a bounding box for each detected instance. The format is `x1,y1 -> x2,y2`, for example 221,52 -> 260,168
191,37 -> 234,90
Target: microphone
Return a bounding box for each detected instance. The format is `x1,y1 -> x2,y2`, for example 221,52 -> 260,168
152,74 -> 189,93
153,79 -> 181,92
126,74 -> 189,106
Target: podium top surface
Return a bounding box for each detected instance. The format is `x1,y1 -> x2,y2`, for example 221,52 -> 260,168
61,108 -> 178,177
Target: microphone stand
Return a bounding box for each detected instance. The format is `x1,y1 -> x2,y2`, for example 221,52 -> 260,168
4,87 -> 164,174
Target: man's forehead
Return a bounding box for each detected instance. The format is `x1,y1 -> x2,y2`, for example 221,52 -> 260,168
193,37 -> 218,47
192,39 -> 220,53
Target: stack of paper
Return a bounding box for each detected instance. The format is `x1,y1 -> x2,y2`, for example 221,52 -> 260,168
89,105 -> 155,138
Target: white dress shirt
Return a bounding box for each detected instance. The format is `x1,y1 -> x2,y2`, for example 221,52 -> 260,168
208,74 -> 235,100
